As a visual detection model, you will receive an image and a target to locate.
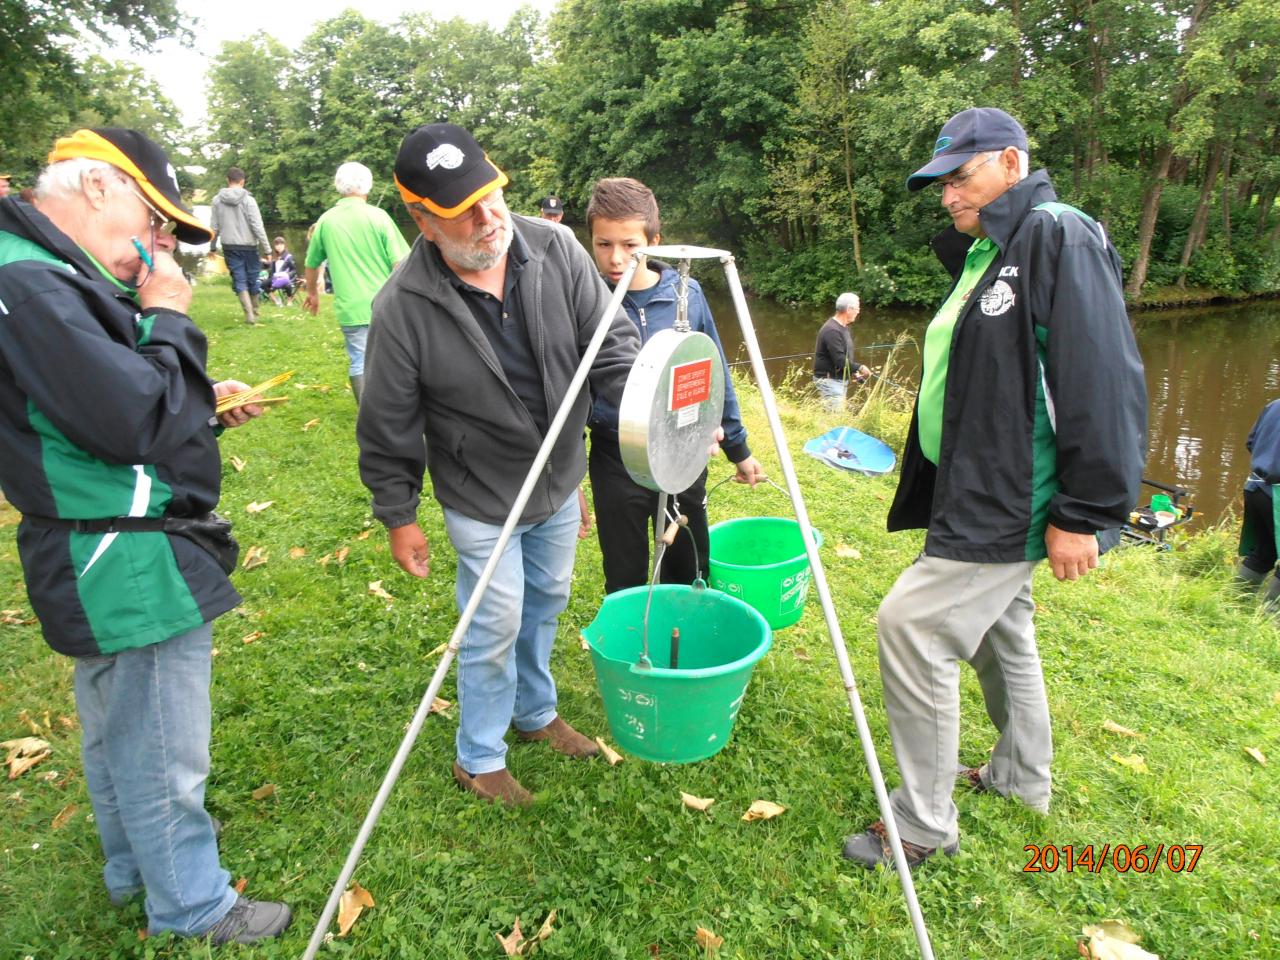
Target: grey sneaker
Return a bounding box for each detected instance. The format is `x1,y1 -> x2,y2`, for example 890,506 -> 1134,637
202,896 -> 292,945
842,821 -> 958,871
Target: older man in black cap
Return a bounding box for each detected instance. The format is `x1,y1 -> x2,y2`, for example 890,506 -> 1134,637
0,129 -> 290,942
357,124 -> 640,806
538,195 -> 564,223
841,108 -> 1147,869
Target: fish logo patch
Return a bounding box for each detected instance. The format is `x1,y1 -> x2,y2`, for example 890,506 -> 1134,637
980,280 -> 1016,316
426,144 -> 465,170
933,136 -> 953,156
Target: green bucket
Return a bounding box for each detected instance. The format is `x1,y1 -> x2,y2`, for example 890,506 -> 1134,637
582,585 -> 772,764
707,517 -> 823,630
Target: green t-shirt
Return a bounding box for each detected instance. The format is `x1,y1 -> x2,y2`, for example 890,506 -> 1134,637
917,237 -> 998,465
305,197 -> 410,327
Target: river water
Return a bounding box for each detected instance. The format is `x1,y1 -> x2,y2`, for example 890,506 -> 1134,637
705,287 -> 1280,528
251,220 -> 1275,527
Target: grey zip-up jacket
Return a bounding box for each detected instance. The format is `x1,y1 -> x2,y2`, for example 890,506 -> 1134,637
357,215 -> 640,527
209,186 -> 269,252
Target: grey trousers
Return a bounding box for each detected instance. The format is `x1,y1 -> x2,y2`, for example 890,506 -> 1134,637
877,554 -> 1052,848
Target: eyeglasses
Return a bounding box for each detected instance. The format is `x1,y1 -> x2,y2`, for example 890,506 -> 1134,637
127,184 -> 176,235
934,153 -> 998,191
452,188 -> 505,224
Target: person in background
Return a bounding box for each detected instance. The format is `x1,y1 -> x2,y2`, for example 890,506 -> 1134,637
812,292 -> 871,412
358,123 -> 643,806
208,166 -> 270,326
1235,399 -> 1280,611
584,176 -> 765,593
0,174 -> 12,198
304,162 -> 409,404
841,107 -> 1146,870
0,127 -> 289,944
265,236 -> 299,307
539,195 -> 564,222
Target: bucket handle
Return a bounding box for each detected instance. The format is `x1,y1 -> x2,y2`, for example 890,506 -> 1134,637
703,474 -> 789,510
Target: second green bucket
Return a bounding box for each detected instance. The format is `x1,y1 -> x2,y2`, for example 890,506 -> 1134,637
708,517 -> 823,630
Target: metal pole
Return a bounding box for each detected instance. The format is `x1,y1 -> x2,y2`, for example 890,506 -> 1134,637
302,259 -> 641,959
720,256 -> 937,960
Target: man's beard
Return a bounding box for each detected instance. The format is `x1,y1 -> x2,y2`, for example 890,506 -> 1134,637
434,211 -> 514,272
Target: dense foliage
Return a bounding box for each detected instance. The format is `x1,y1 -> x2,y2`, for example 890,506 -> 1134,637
0,0 -> 187,180
4,0 -> 1280,304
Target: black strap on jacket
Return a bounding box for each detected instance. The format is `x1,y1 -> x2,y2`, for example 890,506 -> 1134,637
23,515 -> 168,533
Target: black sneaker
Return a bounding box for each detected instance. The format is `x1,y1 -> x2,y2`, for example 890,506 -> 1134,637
841,820 -> 958,870
202,896 -> 292,945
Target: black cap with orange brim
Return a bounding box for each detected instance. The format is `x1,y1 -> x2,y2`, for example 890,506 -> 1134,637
47,128 -> 212,245
393,123 -> 508,218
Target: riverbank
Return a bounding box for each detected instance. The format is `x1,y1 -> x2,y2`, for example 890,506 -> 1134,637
1,281 -> 1276,958
1132,285 -> 1280,310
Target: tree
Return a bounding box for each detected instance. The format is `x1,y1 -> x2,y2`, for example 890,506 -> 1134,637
0,0 -> 188,177
543,0 -> 815,246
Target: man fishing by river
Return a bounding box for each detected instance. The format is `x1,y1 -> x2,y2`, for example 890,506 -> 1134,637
842,107 -> 1147,870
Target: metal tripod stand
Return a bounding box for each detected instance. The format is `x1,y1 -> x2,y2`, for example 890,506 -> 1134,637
302,247 -> 936,960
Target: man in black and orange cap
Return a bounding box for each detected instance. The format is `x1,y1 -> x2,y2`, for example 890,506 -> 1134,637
0,129 -> 291,944
357,123 -> 641,806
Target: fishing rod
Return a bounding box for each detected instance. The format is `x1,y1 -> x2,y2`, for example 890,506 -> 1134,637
725,342 -> 901,367
724,356 -> 914,393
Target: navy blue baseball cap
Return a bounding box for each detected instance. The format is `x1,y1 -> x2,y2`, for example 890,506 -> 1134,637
906,108 -> 1028,191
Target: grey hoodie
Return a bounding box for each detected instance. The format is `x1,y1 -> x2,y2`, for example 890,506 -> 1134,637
209,186 -> 269,252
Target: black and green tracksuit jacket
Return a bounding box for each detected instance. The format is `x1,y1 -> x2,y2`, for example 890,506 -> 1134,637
0,198 -> 239,657
888,171 -> 1147,563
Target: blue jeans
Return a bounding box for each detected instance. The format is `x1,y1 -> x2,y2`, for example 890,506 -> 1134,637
814,376 -> 847,412
74,623 -> 237,936
341,325 -> 369,376
223,245 -> 262,296
443,492 -> 580,774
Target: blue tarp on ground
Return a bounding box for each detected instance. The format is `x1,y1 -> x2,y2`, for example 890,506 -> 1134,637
802,426 -> 896,476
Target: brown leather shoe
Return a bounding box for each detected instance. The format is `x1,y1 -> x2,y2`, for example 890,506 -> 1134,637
515,716 -> 600,758
452,762 -> 533,807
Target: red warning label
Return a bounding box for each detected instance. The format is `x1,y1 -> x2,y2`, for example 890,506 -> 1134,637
669,358 -> 713,410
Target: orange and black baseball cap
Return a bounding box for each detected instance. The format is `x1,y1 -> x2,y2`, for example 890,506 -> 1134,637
47,128 -> 212,244
393,123 -> 508,218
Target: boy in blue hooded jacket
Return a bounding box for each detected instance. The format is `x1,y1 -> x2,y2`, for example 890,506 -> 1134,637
584,177 -> 765,592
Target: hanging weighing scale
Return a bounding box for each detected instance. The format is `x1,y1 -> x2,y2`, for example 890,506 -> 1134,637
616,246 -> 727,669
617,246 -> 727,493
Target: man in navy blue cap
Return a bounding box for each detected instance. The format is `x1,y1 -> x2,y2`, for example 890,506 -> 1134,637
841,108 -> 1147,869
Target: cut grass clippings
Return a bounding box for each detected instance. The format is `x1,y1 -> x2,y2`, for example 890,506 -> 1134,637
1,277 -> 1278,958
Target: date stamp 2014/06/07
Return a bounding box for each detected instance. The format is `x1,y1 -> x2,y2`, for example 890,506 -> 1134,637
1023,844 -> 1202,874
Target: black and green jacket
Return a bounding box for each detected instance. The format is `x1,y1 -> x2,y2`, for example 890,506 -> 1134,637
888,171 -> 1147,562
0,198 -> 239,656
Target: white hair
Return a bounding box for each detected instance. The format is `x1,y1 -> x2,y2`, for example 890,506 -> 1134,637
980,148 -> 1030,181
34,157 -> 127,201
835,292 -> 860,313
334,162 -> 372,197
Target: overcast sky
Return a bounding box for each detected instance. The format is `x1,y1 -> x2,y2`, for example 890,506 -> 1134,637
107,1 -> 560,130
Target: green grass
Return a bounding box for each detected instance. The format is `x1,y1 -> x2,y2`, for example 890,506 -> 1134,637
2,279 -> 1278,959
